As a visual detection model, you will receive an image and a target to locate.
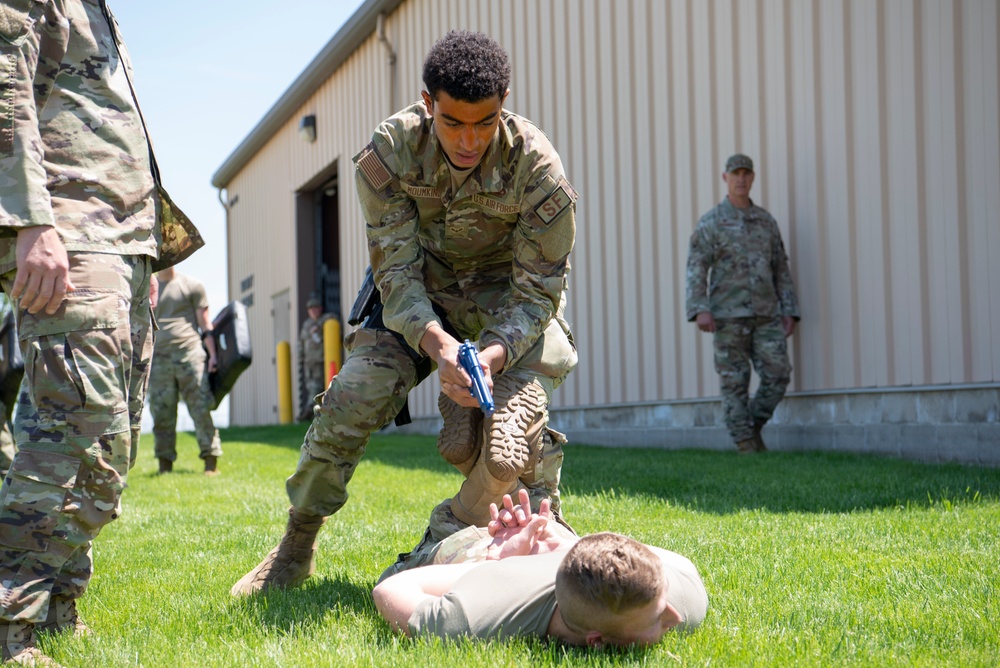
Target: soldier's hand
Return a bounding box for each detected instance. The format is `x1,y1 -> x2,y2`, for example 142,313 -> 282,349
782,316 -> 797,337
12,226 -> 75,315
208,353 -> 219,373
696,311 -> 716,333
149,274 -> 159,309
421,324 -> 478,407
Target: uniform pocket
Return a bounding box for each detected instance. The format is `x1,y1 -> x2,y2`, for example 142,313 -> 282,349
18,291 -> 126,434
0,0 -> 42,45
0,448 -> 79,551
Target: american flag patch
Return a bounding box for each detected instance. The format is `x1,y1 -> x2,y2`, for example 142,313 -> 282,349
356,143 -> 392,190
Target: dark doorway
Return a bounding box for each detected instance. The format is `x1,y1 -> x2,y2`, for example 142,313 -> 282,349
295,168 -> 341,321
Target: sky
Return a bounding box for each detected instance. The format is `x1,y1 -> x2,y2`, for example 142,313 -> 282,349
113,1 -> 367,429
113,0 -> 367,315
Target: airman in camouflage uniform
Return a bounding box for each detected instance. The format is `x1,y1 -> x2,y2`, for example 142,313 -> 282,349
297,294 -> 332,421
149,267 -> 222,475
231,31 -> 578,597
686,154 -> 800,454
0,1 -> 202,663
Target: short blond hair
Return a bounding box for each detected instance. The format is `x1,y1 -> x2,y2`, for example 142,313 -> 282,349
555,532 -> 664,631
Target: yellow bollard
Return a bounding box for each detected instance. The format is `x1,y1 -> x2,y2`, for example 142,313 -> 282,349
323,317 -> 342,386
276,340 -> 293,424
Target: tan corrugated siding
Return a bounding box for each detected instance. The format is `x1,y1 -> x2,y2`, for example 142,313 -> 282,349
221,0 -> 1000,425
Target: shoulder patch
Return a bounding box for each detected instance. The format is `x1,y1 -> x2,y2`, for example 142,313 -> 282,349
355,142 -> 393,190
534,179 -> 577,225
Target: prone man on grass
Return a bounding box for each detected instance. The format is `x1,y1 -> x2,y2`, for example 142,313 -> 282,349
373,490 -> 708,646
232,30 -> 579,596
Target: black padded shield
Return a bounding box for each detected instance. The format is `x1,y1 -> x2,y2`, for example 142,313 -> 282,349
208,301 -> 252,410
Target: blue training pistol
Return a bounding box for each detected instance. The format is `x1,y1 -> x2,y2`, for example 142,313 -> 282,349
457,340 -> 495,417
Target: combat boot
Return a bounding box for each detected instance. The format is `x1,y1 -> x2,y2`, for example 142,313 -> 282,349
485,375 -> 547,482
230,507 -> 325,596
204,456 -> 220,477
158,458 -> 172,474
437,392 -> 482,476
35,598 -> 90,637
1,621 -> 64,667
736,439 -> 757,454
752,420 -> 768,452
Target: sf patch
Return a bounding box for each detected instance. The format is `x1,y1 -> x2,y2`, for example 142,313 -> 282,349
534,179 -> 577,225
355,142 -> 393,191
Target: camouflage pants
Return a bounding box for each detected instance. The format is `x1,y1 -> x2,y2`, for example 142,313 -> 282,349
149,344 -> 221,461
0,253 -> 153,623
713,316 -> 792,443
299,358 -> 326,418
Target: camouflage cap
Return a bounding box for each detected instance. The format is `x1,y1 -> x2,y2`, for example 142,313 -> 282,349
725,154 -> 754,173
306,294 -> 321,309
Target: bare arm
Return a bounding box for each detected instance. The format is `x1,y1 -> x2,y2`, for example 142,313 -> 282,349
196,306 -> 218,372
372,562 -> 480,636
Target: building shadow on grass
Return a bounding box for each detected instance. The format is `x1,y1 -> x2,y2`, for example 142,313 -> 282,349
359,432 -> 1000,515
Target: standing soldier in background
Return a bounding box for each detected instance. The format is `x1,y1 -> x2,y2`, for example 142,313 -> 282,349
297,294 -> 332,421
686,154 -> 800,454
231,30 -> 578,597
0,1 -> 203,663
149,267 -> 222,476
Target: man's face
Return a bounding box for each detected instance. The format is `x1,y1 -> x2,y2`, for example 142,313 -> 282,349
601,587 -> 680,648
422,89 -> 508,169
307,306 -> 322,320
724,167 -> 755,200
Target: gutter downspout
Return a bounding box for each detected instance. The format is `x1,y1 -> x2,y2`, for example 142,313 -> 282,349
376,11 -> 397,114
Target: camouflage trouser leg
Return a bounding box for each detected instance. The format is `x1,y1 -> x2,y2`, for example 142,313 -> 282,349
713,317 -> 791,443
149,346 -> 220,460
0,253 -> 152,623
713,318 -> 757,443
285,328 -> 417,518
302,361 -> 327,405
748,317 -> 792,427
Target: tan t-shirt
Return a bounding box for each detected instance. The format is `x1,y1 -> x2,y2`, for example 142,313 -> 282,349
154,273 -> 209,354
408,551 -> 563,640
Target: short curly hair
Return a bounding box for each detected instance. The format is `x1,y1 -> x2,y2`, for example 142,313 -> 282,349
422,30 -> 511,103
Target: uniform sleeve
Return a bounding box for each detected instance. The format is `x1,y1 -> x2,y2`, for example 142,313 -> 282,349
355,130 -> 441,353
685,219 -> 714,321
478,149 -> 577,371
770,223 -> 800,319
0,3 -> 60,231
407,593 -> 473,640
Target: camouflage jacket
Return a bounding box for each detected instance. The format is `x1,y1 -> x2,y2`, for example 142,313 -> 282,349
299,314 -> 332,363
0,0 -> 202,273
353,102 -> 577,372
685,196 -> 800,321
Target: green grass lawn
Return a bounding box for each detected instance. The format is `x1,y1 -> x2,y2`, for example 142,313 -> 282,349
40,424 -> 1000,667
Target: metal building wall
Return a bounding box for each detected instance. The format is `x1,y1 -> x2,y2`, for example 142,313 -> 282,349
222,0 -> 1000,430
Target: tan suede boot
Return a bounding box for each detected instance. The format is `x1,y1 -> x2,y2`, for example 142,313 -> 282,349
230,507 -> 325,596
35,598 -> 90,637
1,621 -> 64,667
